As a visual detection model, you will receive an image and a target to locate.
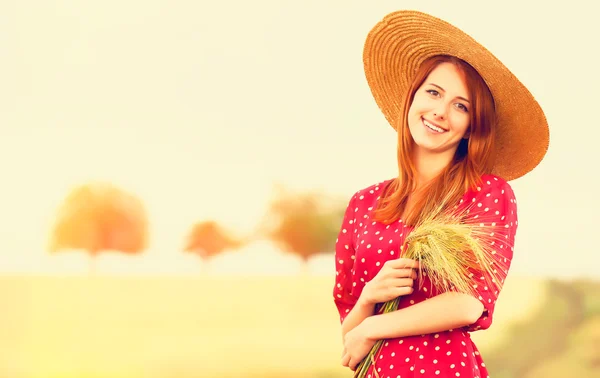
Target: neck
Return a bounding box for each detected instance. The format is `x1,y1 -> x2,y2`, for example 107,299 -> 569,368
411,147 -> 455,186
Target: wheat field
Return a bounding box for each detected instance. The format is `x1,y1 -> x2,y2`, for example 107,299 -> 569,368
0,275 -> 547,378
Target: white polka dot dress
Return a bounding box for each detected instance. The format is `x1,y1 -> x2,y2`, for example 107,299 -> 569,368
334,174 -> 517,378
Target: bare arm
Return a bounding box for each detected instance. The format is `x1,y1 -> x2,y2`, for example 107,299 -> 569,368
341,296 -> 376,340
362,291 -> 484,340
341,258 -> 419,340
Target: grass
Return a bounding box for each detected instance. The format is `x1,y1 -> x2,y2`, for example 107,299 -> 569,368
0,274 -> 580,378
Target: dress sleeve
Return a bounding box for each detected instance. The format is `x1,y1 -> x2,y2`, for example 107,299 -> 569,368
333,192 -> 359,324
463,178 -> 518,332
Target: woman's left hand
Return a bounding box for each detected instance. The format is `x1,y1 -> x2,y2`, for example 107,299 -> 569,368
341,319 -> 377,371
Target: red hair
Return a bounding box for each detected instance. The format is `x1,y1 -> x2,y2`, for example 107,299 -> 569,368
373,55 -> 497,226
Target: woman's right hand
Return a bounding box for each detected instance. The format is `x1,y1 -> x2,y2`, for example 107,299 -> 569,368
360,258 -> 420,305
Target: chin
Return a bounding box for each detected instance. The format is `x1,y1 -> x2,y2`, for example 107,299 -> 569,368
415,143 -> 441,153
411,132 -> 435,147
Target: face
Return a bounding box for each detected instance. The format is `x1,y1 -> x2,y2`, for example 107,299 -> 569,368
407,62 -> 471,156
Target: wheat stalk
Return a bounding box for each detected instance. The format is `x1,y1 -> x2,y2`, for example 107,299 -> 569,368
353,201 -> 507,378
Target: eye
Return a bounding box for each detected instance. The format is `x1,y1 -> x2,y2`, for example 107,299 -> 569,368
425,89 -> 440,97
455,103 -> 469,113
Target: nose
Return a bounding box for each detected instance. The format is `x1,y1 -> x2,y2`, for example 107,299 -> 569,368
433,104 -> 448,119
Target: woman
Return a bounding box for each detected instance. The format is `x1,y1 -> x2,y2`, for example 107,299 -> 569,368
334,10 -> 549,378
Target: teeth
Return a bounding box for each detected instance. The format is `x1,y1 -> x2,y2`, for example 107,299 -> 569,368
423,119 -> 445,133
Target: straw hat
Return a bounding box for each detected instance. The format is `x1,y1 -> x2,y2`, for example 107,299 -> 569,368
363,10 -> 549,181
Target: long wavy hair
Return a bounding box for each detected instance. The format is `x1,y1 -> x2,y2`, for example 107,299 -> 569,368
373,55 -> 497,226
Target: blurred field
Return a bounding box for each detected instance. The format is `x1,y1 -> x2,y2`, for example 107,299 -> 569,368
0,274 -> 595,378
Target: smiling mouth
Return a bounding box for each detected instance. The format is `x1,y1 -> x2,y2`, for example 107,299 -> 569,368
422,117 -> 448,133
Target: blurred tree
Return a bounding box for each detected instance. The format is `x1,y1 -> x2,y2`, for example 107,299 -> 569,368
523,281 -> 600,378
48,182 -> 149,272
259,185 -> 346,263
485,279 -> 587,378
184,220 -> 241,259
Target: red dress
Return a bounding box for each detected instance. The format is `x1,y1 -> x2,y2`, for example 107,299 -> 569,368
334,174 -> 518,378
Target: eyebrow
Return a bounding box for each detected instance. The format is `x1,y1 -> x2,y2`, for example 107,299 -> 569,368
428,83 -> 470,103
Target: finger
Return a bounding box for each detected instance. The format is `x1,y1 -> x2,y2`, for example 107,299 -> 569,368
349,357 -> 356,371
388,258 -> 420,269
341,353 -> 350,367
392,268 -> 416,278
396,285 -> 414,296
392,277 -> 414,288
351,356 -> 364,372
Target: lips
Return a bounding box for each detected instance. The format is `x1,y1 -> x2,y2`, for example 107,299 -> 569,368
422,117 -> 448,133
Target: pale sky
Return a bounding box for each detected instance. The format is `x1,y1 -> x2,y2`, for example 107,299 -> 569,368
0,0 -> 598,278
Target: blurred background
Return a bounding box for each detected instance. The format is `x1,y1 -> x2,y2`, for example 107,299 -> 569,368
0,0 -> 598,377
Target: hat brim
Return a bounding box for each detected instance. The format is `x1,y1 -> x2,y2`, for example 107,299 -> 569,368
363,10 -> 549,181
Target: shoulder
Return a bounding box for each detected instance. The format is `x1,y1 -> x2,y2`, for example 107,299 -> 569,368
349,178 -> 394,203
479,174 -> 513,192
342,178 -> 394,217
465,174 -> 516,200
460,174 -> 518,221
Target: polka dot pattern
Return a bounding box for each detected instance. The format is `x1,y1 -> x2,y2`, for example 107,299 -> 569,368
333,174 -> 517,377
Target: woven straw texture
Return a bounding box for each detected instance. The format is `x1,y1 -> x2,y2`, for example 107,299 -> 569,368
363,10 -> 549,181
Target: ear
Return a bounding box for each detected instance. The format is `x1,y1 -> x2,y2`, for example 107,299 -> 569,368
462,129 -> 471,140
